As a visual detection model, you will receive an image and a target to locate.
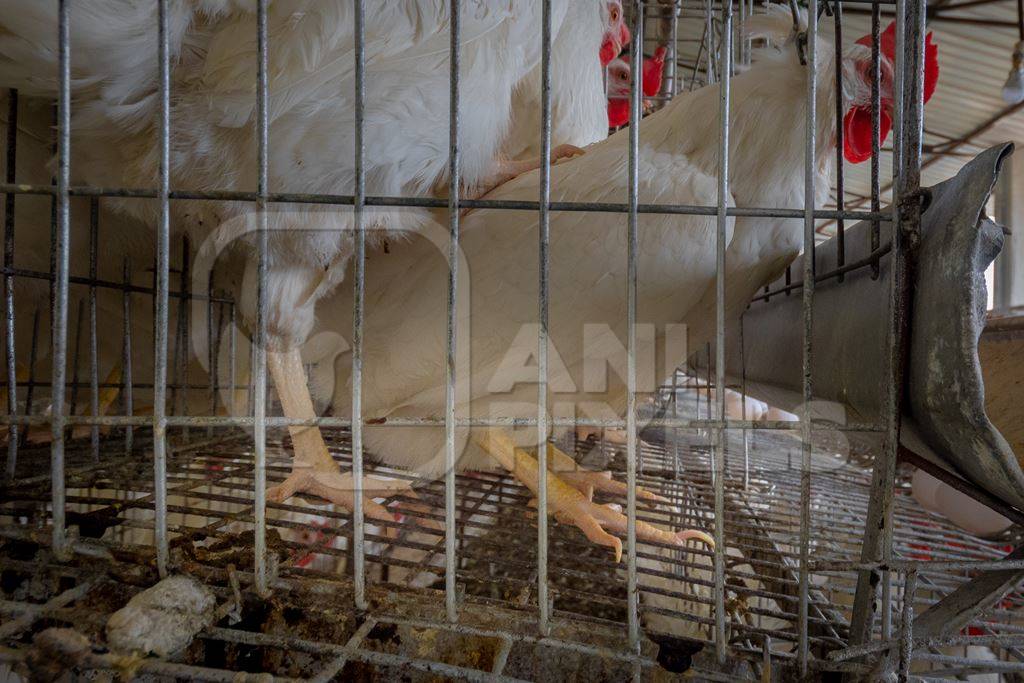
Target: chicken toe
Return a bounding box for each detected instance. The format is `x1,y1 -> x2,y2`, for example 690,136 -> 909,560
547,444 -> 670,504
474,429 -> 713,562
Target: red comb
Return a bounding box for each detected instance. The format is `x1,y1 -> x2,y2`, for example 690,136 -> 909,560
846,23 -> 938,163
855,22 -> 939,104
642,46 -> 668,97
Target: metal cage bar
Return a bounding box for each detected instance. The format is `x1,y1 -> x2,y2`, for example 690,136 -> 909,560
0,0 -> 993,679
252,0 -> 271,597
712,0 -> 732,664
625,0 -> 645,653
350,0 -> 369,612
536,0 -> 555,637
797,1 -> 820,674
4,88 -> 18,481
49,0 -> 72,562
444,0 -> 462,624
152,0 -> 172,578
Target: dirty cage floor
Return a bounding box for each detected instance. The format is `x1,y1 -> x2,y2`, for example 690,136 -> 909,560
1,417 -> 1022,680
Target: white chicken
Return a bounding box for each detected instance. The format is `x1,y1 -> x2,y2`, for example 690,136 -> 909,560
0,0 -> 628,521
504,0 -> 629,160
301,7 -> 938,560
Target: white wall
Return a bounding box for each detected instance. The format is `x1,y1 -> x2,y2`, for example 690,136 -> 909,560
994,151 -> 1024,311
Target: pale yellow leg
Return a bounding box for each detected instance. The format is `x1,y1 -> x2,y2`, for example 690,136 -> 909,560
547,443 -> 670,504
266,348 -> 412,525
475,429 -> 714,563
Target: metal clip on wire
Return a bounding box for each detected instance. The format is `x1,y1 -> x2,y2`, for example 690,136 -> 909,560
787,0 -> 808,66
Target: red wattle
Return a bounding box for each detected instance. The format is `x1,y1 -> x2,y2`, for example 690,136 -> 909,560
843,104 -> 892,164
642,46 -> 667,97
600,38 -> 618,67
608,98 -> 629,128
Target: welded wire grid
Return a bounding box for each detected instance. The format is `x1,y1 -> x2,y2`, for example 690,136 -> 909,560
0,0 -> 1020,680
1,410 -> 1023,679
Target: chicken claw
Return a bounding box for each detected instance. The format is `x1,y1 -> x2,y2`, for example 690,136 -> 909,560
476,429 -> 713,562
267,468 -> 410,526
547,443 -> 669,504
267,348 -> 412,530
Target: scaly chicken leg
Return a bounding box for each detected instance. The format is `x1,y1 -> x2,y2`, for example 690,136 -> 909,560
474,428 -> 713,562
266,348 -> 412,524
546,442 -> 669,504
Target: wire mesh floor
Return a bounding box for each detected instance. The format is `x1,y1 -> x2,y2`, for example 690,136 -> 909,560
2,409 -> 1023,679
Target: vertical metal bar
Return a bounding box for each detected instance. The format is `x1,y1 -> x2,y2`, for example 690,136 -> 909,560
122,258 -> 133,455
170,277 -> 180,412
208,273 -> 218,438
883,0 -> 905,644
70,299 -> 83,417
798,1 -> 818,674
705,0 -> 716,84
24,309 -> 38,416
48,105 -> 56,351
712,0 -> 732,664
229,303 -> 237,416
535,0 -> 553,637
850,0 -> 926,649
51,0 -> 72,561
870,4 -> 881,278
671,369 -> 680,481
178,238 -> 191,441
4,88 -> 18,480
664,1 -> 679,97
350,0 -> 368,611
443,0 -> 461,624
247,317 -> 255,416
626,0 -> 644,653
253,0 -> 270,596
833,1 -> 845,283
153,0 -> 172,577
889,0 -> 923,644
88,197 -> 99,459
736,0 -> 744,71
740,319 -> 750,491
897,571 -> 918,680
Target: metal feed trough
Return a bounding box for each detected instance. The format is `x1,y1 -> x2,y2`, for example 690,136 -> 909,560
0,0 -> 1021,681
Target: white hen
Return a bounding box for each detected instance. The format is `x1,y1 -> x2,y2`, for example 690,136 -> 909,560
0,0 -> 607,518
302,8 -> 921,560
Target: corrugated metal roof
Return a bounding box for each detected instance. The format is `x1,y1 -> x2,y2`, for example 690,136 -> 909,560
835,5 -> 1023,228
640,0 -> 1022,236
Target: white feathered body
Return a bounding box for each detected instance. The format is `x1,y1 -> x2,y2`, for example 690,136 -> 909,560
0,0 -> 575,347
320,106 -> 730,477
504,0 -> 609,160
315,10 -> 850,478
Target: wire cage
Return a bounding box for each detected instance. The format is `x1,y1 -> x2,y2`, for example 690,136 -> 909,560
0,0 -> 1022,680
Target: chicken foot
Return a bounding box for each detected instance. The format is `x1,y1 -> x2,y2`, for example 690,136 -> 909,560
266,348 -> 412,525
474,428 -> 713,562
546,443 -> 669,504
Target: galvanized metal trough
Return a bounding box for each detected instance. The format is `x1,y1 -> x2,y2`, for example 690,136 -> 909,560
713,143 -> 1022,511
